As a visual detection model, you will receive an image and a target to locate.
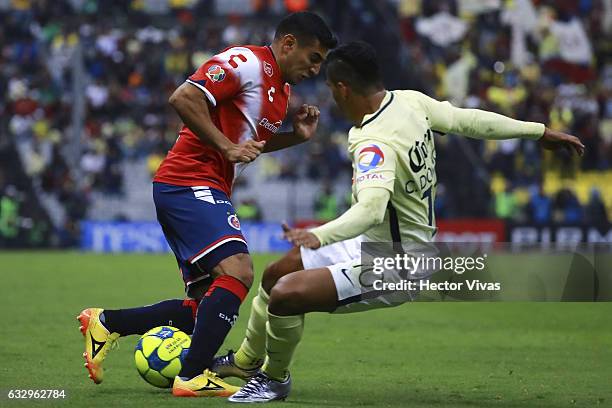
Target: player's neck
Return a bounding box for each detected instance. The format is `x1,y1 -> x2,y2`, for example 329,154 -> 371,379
353,90 -> 387,127
269,43 -> 285,78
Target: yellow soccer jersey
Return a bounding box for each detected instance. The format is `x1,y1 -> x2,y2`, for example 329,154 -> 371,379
348,90 -> 544,243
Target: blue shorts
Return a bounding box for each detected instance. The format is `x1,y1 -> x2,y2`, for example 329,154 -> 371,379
153,182 -> 249,289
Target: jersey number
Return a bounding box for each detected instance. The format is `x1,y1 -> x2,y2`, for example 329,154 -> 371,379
228,54 -> 247,68
422,186 -> 433,227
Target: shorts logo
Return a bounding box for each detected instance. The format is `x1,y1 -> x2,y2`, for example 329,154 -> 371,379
206,65 -> 226,82
357,144 -> 385,173
263,61 -> 273,77
228,214 -> 241,230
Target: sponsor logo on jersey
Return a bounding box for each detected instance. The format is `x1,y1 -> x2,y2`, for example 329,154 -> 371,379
263,61 -> 273,77
259,117 -> 282,133
206,65 -> 226,82
356,173 -> 387,183
228,214 -> 241,230
357,144 -> 385,173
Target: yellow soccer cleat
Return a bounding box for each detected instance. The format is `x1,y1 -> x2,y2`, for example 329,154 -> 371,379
172,369 -> 241,397
77,308 -> 119,384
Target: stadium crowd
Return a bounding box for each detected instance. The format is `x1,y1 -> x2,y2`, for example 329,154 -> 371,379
0,0 -> 610,247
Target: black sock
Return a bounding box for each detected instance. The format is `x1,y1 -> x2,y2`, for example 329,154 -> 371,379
102,299 -> 196,336
178,287 -> 241,379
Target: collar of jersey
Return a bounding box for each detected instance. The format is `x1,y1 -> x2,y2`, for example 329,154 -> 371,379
359,91 -> 394,128
265,46 -> 282,77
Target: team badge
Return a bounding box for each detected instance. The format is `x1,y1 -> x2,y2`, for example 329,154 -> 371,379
206,65 -> 226,82
357,144 -> 385,173
228,214 -> 241,230
263,61 -> 273,77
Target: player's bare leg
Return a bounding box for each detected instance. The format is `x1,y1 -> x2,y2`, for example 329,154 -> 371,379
261,246 -> 304,294
229,267 -> 336,403
213,246 -> 304,379
172,252 -> 252,397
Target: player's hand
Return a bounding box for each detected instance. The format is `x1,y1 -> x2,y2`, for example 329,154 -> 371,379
223,140 -> 266,163
282,222 -> 321,249
293,104 -> 320,142
540,128 -> 585,156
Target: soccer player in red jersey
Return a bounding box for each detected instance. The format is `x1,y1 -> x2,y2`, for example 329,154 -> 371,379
76,12 -> 337,397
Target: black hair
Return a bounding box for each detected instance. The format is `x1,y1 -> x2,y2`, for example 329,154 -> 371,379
325,41 -> 383,94
274,11 -> 337,50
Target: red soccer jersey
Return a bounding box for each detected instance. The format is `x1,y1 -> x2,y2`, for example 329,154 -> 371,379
154,45 -> 290,195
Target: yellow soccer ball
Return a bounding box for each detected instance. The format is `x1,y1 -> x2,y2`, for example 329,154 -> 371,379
134,326 -> 191,388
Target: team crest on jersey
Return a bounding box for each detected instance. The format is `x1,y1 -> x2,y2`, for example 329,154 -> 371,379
228,214 -> 241,230
357,144 -> 385,173
263,61 -> 273,77
206,65 -> 226,82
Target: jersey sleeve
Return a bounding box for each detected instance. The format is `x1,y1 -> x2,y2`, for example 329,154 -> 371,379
353,141 -> 397,195
186,47 -> 260,106
411,91 -> 545,140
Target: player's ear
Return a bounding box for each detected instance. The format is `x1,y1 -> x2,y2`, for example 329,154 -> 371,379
280,34 -> 297,53
337,82 -> 350,99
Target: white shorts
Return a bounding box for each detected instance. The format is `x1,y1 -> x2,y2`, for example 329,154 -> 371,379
300,235 -> 363,270
327,258 -> 417,313
301,236 -> 416,313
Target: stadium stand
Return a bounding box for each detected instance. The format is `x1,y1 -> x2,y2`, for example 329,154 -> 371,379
0,0 -> 610,247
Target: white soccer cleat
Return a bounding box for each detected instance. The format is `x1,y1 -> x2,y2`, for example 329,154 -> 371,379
228,372 -> 291,403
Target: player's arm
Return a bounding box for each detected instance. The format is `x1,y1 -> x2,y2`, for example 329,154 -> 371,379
263,104 -> 320,153
416,92 -> 584,155
283,188 -> 390,248
169,83 -> 265,163
284,142 -> 396,249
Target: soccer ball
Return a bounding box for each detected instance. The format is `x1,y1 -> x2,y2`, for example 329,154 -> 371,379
134,326 -> 191,388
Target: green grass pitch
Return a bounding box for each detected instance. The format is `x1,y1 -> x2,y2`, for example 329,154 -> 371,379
0,252 -> 610,407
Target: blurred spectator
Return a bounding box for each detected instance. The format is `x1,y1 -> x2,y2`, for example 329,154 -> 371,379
415,6 -> 467,48
525,185 -> 552,225
236,198 -> 263,222
284,0 -> 309,13
553,188 -> 583,224
494,185 -> 517,220
0,185 -> 21,247
585,188 -> 608,225
314,184 -> 338,222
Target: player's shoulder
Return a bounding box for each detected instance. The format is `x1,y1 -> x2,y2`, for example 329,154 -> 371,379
348,91 -> 428,147
387,90 -> 439,125
392,89 -> 432,108
211,45 -> 262,77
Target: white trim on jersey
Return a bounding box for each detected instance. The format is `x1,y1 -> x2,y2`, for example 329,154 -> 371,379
186,79 -> 218,107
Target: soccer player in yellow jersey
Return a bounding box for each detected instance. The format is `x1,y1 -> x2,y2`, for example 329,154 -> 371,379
218,41 -> 584,403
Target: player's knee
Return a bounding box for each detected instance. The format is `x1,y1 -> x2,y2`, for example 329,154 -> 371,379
233,254 -> 254,288
261,262 -> 284,294
268,276 -> 305,316
215,253 -> 254,288
261,247 -> 302,293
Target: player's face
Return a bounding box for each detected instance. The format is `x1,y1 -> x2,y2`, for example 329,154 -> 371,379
281,37 -> 327,84
326,79 -> 350,117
